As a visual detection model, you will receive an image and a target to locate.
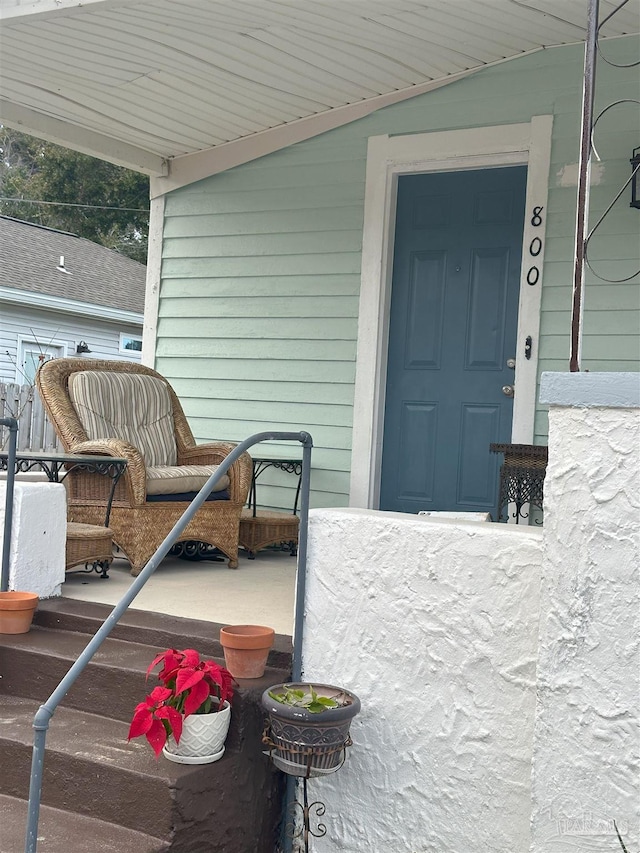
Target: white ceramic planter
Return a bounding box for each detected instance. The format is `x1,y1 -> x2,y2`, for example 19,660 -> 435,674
162,701 -> 231,765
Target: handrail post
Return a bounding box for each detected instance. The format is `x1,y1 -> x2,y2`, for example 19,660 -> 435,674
1,416 -> 18,592
292,435 -> 312,682
23,430 -> 313,852
25,709 -> 52,853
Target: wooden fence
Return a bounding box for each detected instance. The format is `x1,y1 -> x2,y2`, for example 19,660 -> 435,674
0,382 -> 59,452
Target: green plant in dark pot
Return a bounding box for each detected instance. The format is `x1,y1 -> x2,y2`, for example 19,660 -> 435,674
262,682 -> 360,777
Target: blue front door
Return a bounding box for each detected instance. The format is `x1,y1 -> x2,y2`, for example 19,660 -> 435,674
380,166 -> 527,515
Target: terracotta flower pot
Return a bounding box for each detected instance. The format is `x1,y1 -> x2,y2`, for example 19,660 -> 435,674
220,624 -> 275,679
0,591 -> 39,634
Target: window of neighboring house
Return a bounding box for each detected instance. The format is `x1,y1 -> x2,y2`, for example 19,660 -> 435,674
17,339 -> 65,385
119,334 -> 143,354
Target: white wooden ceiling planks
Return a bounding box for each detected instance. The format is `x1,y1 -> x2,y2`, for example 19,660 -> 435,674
0,0 -> 638,178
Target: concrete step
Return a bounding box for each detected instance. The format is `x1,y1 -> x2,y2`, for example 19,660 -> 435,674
0,602 -> 291,852
1,694 -> 196,838
0,694 -> 284,848
0,794 -> 169,853
0,624 -> 288,724
33,598 -> 293,671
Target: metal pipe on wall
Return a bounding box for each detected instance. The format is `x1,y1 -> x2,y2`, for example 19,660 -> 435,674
1,417 -> 18,592
570,0 -> 599,372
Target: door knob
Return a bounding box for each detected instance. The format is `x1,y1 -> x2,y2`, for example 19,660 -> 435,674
502,385 -> 515,397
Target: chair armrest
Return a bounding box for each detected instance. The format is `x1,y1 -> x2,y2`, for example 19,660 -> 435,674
179,441 -> 240,465
70,439 -> 147,505
179,442 -> 253,505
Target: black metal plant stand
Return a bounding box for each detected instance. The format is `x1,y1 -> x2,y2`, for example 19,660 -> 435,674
262,727 -> 352,853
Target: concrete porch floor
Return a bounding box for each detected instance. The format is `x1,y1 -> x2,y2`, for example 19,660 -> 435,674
61,548 -> 298,636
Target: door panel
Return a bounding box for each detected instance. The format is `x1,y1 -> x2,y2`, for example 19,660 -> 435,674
466,248 -> 510,369
380,166 -> 527,515
457,404 -> 500,505
396,401 -> 438,502
406,252 -> 445,368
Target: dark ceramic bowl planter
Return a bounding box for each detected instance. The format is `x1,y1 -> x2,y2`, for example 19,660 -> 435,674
262,682 -> 361,778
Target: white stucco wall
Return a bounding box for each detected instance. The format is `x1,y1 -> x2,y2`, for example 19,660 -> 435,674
0,482 -> 66,597
530,378 -> 640,852
302,509 -> 542,853
299,373 -> 640,852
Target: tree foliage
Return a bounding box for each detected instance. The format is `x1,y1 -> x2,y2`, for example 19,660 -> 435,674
0,128 -> 149,263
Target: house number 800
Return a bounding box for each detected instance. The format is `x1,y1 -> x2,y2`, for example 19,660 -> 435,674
527,206 -> 544,286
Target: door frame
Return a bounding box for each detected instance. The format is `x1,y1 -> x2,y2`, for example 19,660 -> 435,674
16,335 -> 67,385
349,117 -> 554,509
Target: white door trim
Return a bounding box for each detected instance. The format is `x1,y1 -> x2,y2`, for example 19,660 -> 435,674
349,116 -> 553,508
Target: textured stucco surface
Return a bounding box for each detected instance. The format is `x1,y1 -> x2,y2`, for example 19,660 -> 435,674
0,483 -> 66,597
301,508 -> 542,852
530,405 -> 640,852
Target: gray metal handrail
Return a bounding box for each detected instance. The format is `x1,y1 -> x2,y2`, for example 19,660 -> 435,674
24,430 -> 313,853
1,416 -> 18,593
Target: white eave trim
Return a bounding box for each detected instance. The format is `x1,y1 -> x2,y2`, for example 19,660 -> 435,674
151,47 -> 556,197
0,286 -> 143,325
0,100 -> 168,177
0,0 -> 126,22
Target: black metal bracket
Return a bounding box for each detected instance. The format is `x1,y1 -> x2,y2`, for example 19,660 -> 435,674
262,724 -> 352,853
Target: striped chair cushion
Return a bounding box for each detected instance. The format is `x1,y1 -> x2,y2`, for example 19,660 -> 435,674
146,464 -> 229,495
69,371 -> 177,467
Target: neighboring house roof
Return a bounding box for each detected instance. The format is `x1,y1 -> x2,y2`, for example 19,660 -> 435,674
0,216 -> 145,315
0,0 -> 637,191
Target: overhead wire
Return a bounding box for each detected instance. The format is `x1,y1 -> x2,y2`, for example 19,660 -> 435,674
0,197 -> 149,213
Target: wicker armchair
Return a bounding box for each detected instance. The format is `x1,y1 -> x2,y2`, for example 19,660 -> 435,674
36,358 -> 252,575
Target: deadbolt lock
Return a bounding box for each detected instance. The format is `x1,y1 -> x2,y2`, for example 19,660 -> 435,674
506,358 -> 516,369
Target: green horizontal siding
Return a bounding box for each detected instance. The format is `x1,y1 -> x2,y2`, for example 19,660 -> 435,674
184,397 -> 353,428
159,35 -> 639,511
542,284 -> 640,312
156,336 -> 357,361
184,416 -> 353,453
161,275 -> 361,298
163,357 -> 355,384
163,206 -> 364,237
165,183 -> 364,214
162,230 -> 363,258
158,296 -> 358,319
162,253 -> 362,278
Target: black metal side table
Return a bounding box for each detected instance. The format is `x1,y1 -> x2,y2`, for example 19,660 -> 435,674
0,450 -> 127,527
247,457 -> 303,517
239,456 -> 302,558
0,450 -> 127,578
490,443 -> 548,524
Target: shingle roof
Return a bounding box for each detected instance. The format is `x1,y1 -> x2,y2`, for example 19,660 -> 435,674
0,216 -> 146,314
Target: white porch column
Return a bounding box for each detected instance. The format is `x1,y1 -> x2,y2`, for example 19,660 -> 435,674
0,482 -> 66,598
531,373 -> 640,852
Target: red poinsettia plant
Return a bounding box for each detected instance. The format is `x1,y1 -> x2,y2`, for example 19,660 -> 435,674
128,648 -> 234,758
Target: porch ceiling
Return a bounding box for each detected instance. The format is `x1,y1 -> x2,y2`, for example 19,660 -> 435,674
0,0 -> 638,184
